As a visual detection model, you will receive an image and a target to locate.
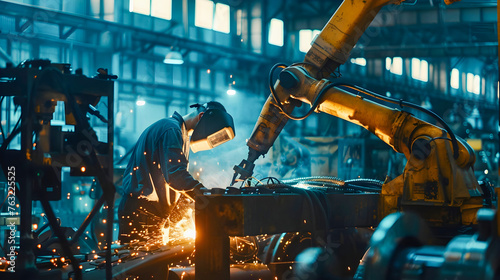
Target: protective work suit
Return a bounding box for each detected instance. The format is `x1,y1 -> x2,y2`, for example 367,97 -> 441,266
118,102 -> 235,243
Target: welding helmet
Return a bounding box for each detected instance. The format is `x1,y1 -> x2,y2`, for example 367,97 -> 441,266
190,101 -> 235,153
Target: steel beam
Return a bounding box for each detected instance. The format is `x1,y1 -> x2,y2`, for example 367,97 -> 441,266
0,46 -> 14,65
351,42 -> 498,58
0,1 -> 277,65
59,25 -> 78,40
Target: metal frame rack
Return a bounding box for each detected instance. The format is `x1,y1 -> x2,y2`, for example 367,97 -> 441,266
0,60 -> 115,280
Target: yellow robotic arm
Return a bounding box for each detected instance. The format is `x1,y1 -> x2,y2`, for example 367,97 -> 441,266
232,0 -> 402,176
304,0 -> 404,79
231,0 -> 483,226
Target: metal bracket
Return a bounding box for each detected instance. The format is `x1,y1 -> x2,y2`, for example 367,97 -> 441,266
59,25 -> 78,40
15,17 -> 32,33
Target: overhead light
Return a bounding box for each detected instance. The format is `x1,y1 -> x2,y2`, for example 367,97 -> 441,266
227,83 -> 236,95
136,99 -> 146,106
163,51 -> 184,65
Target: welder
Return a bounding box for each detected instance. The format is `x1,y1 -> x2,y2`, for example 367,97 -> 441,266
118,101 -> 235,243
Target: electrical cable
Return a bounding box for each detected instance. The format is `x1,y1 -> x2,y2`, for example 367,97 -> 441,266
336,84 -> 459,159
255,177 -> 282,185
290,185 -> 330,244
429,137 -> 453,143
283,176 -> 345,186
344,178 -> 384,185
293,180 -> 380,193
242,176 -> 265,187
273,184 -> 318,242
294,187 -> 320,245
344,178 -> 384,188
268,183 -> 332,246
268,63 -> 287,104
282,176 -> 383,192
268,63 -> 339,121
307,187 -> 330,242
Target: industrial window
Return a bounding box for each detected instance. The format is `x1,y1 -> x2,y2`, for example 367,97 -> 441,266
130,0 -> 150,15
299,29 -> 320,53
467,73 -> 481,94
482,77 -> 486,96
390,57 -> 403,75
420,60 -> 428,82
151,0 -> 172,20
195,0 -> 230,33
411,58 -> 428,82
129,0 -> 172,20
350,57 -> 367,66
450,68 -> 459,89
195,0 -> 214,29
213,3 -> 230,33
466,73 -> 474,93
268,18 -> 284,47
236,9 -> 242,36
473,75 -> 481,94
385,57 -> 391,70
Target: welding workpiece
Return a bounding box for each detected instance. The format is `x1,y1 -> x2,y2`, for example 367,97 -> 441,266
231,0 -> 483,226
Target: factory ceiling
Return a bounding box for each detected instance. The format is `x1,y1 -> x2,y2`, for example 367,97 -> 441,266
0,0 -> 496,65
